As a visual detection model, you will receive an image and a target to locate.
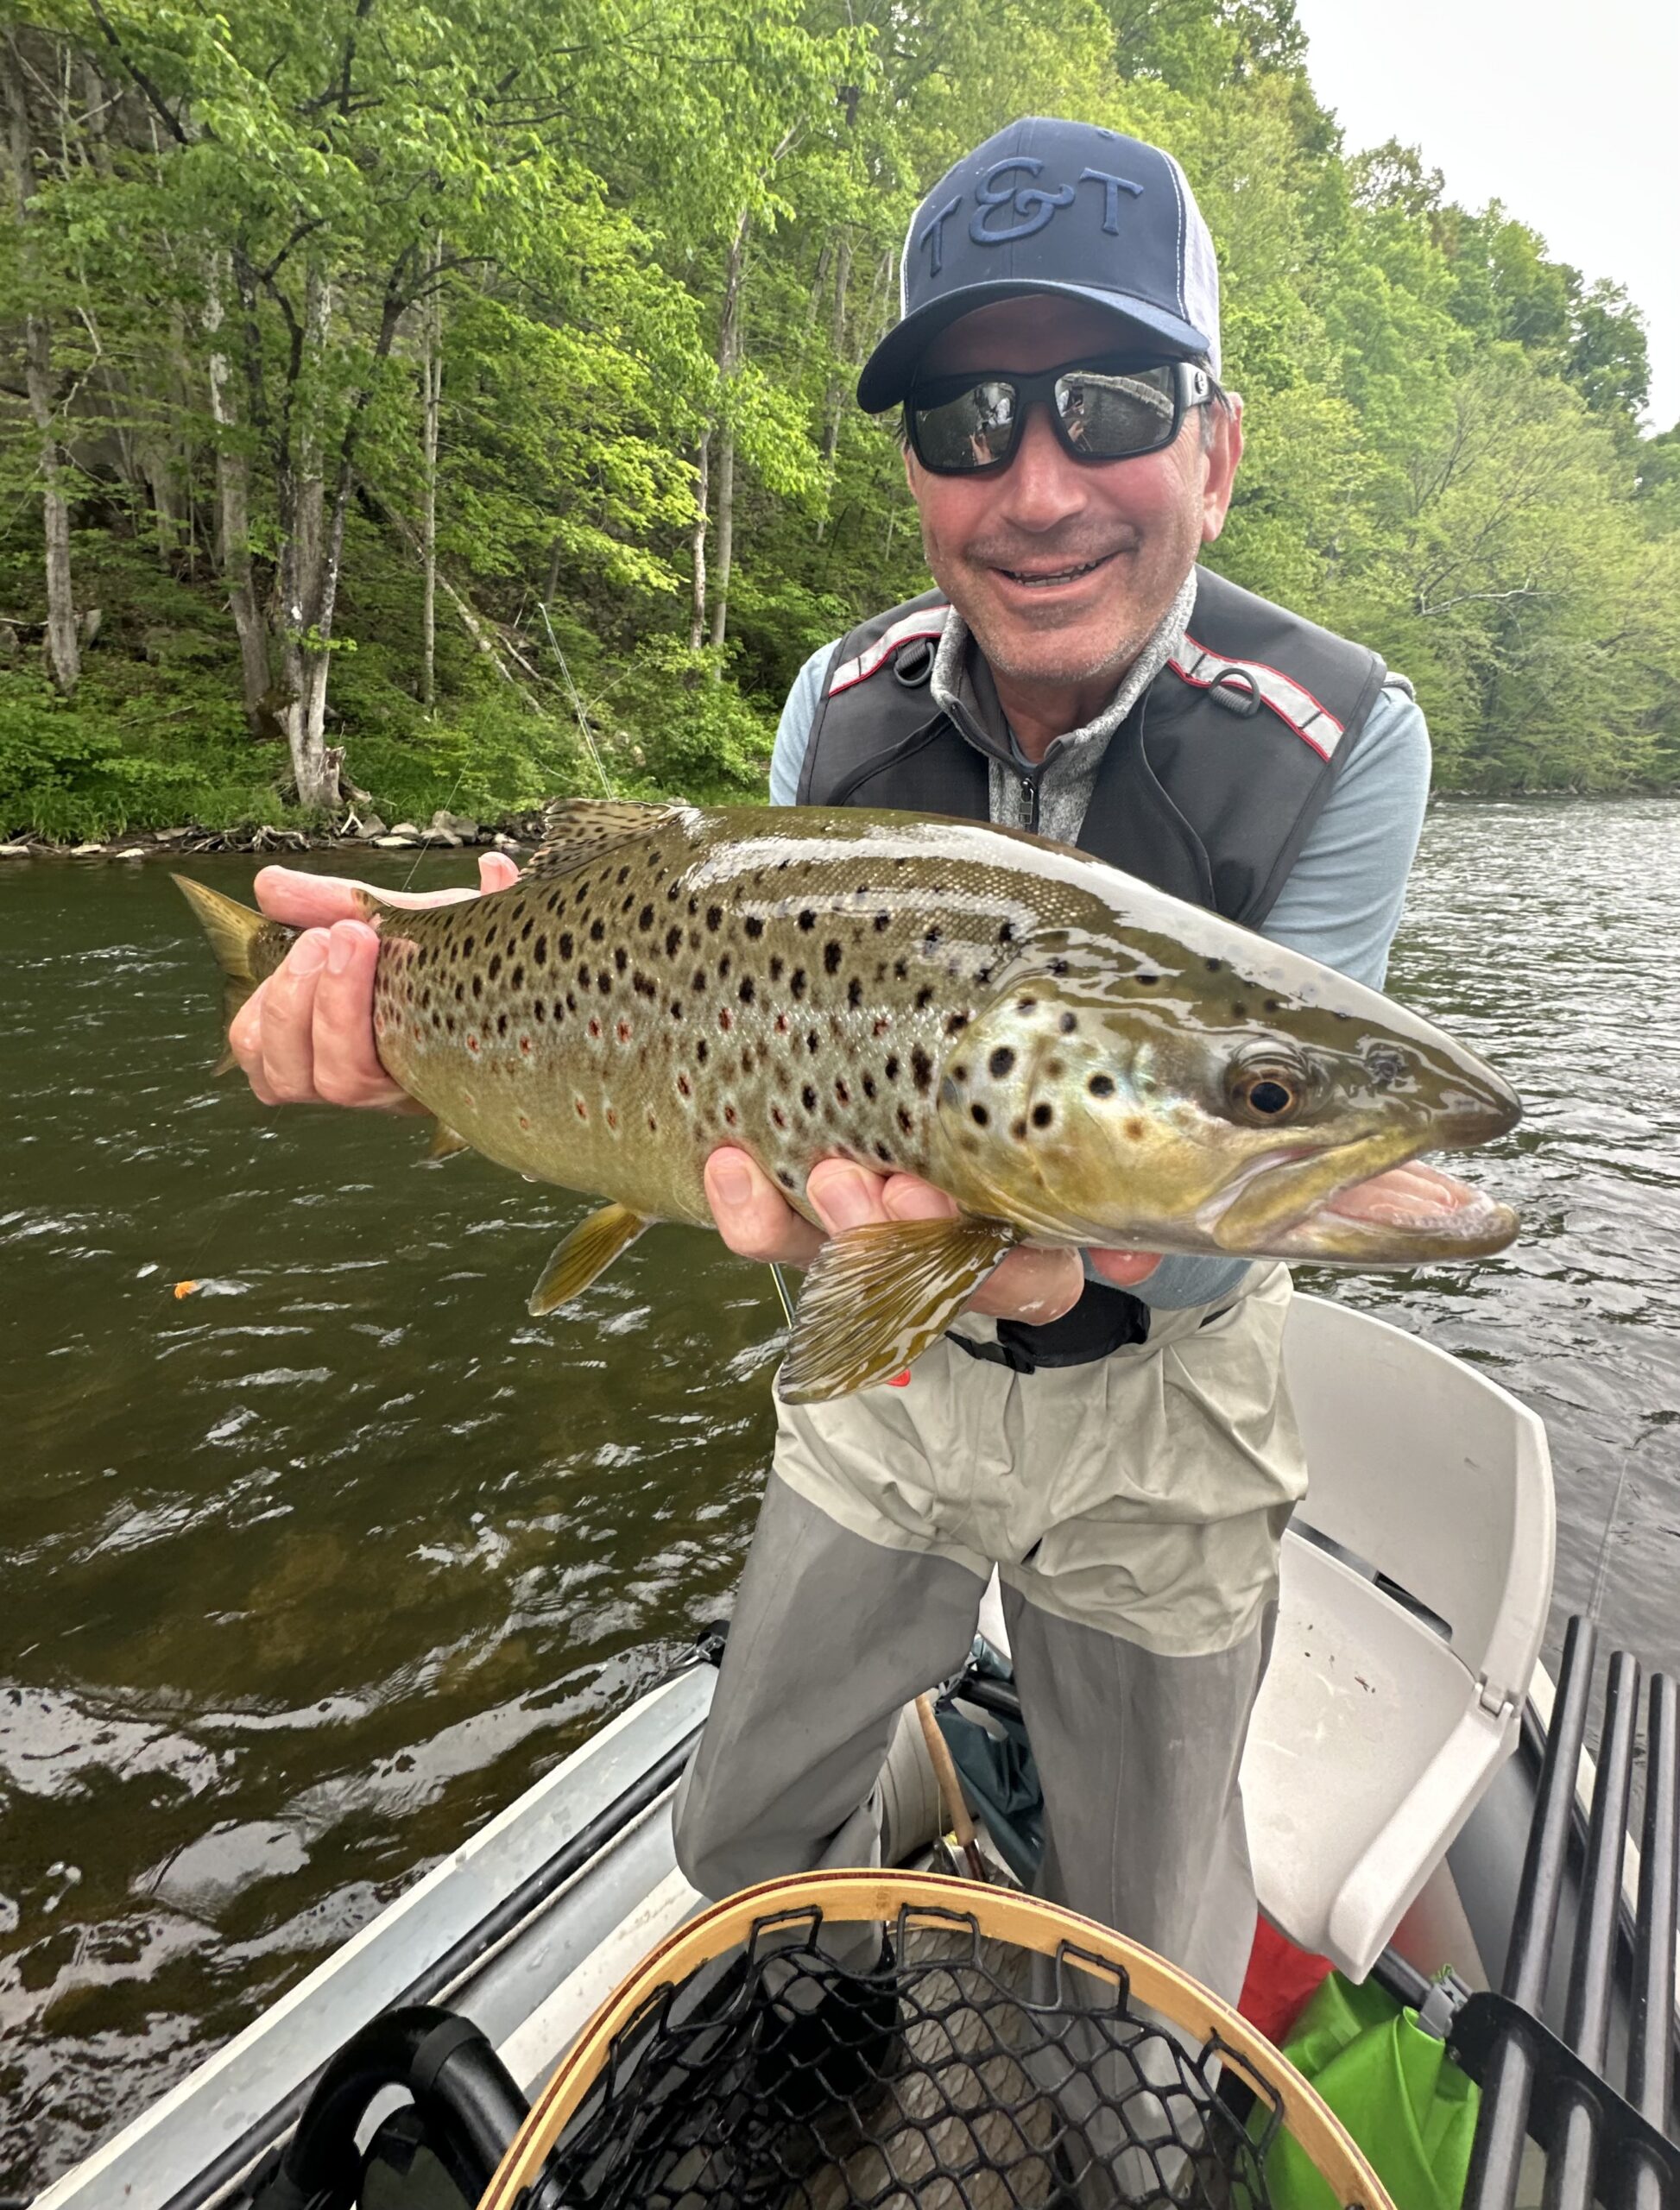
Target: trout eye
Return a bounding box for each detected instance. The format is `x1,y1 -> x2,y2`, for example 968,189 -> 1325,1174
1228,1052 -> 1309,1126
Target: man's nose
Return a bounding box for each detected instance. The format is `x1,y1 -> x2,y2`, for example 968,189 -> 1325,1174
999,401 -> 1089,528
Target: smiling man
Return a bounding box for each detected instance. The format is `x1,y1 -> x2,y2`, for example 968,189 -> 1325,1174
670,116 -> 1441,2025
231,118 -> 1441,2054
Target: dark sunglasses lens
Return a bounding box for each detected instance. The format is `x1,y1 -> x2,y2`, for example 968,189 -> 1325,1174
1053,365 -> 1178,457
911,377 -> 1019,471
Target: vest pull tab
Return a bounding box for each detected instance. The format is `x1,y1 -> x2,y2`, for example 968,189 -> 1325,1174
1209,667 -> 1263,718
892,637 -> 936,688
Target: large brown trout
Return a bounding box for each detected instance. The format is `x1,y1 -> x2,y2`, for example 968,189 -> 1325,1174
176,798 -> 1520,1399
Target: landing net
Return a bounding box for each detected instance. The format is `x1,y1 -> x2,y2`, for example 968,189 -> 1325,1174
477,1871 -> 1390,2210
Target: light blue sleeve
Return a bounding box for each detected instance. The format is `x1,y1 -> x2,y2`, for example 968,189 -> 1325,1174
768,646 -> 835,806
1125,685 -> 1433,1309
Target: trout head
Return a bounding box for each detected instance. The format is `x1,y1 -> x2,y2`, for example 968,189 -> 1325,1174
929,951 -> 1522,1263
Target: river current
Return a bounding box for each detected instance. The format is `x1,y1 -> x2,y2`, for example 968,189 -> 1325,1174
2,798 -> 1677,2192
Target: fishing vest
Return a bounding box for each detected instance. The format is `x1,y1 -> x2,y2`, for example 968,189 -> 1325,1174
797,564 -> 1395,1373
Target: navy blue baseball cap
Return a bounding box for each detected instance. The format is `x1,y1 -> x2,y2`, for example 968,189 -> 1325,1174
857,116 -> 1222,414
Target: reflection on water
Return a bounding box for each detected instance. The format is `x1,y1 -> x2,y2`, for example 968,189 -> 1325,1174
2,800 -> 1677,2192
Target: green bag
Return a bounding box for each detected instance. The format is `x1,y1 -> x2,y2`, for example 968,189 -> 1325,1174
1264,1972 -> 1481,2210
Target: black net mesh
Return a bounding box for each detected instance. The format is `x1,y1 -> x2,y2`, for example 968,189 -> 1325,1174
532,1903 -> 1292,2210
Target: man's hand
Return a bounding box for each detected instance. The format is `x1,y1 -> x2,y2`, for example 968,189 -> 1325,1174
230,853 -> 521,1108
703,1147 -> 1159,1324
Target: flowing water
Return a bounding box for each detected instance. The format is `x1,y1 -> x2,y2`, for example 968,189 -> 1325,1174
2,799 -> 1677,2194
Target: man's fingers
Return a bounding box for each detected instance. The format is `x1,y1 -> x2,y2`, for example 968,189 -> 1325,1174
253,851 -> 522,929
968,1246 -> 1085,1323
311,921 -> 407,1108
255,930 -> 330,1102
253,865 -> 376,927
705,1148 -> 823,1265
806,1158 -> 894,1234
879,1176 -> 960,1222
1087,1247 -> 1162,1287
229,996 -> 281,1105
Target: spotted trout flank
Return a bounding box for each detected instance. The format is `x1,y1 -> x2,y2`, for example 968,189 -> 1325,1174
176,799 -> 1520,1399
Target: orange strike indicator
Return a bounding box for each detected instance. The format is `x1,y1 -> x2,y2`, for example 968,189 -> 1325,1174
173,1280 -> 200,1299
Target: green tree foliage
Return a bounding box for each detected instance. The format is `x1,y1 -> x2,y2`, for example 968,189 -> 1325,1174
1,0 -> 1674,839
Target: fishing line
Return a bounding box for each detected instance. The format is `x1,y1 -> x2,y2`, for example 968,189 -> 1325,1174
535,601 -> 616,799
1587,1450 -> 1635,1623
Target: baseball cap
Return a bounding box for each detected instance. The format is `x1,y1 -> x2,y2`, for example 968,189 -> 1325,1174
857,116 -> 1221,414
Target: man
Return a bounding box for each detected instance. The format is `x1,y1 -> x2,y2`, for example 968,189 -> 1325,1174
234,118 -> 1446,2011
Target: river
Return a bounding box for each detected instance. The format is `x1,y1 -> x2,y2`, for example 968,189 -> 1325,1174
3,798 -> 1677,2194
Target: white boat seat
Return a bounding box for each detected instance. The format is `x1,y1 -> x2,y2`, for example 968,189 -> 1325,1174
1242,1293 -> 1555,1979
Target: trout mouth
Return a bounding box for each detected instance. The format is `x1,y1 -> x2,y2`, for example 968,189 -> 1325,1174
1207,1132 -> 1519,1260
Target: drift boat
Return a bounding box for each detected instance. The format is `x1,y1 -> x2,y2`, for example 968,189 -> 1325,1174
28,1296 -> 1680,2209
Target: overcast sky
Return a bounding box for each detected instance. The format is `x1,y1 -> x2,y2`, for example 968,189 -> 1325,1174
1291,0 -> 1680,433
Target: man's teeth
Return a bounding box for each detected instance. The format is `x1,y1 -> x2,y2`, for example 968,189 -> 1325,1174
1002,558 -> 1104,585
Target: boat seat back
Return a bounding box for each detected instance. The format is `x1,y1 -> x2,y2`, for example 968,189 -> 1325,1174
1241,1294 -> 1555,1979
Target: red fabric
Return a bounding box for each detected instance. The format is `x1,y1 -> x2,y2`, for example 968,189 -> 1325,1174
1237,1915 -> 1334,2045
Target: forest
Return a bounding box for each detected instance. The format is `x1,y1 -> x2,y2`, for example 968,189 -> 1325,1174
3,0 -> 1677,843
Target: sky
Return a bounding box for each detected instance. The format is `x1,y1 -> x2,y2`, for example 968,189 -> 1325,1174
1291,0 -> 1680,433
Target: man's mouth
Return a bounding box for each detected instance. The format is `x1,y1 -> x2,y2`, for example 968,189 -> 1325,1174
995,552 -> 1116,588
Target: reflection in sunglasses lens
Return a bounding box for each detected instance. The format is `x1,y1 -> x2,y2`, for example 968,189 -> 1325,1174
912,362 -> 1182,472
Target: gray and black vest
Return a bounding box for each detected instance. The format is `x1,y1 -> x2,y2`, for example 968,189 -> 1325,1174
798,564 -> 1395,1373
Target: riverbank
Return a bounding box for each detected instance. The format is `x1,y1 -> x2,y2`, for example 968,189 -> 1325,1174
0,807 -> 534,862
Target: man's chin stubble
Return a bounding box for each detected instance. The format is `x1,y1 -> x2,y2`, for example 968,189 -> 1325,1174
969,608 -> 1155,693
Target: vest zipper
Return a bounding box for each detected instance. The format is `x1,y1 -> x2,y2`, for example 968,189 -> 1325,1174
1020,774 -> 1040,830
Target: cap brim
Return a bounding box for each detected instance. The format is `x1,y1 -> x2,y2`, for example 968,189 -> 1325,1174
856,281 -> 1212,414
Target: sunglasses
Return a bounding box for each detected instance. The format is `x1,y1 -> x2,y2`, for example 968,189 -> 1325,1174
905,357 -> 1216,476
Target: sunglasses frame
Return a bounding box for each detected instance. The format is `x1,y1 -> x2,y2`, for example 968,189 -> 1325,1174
904,357 -> 1216,477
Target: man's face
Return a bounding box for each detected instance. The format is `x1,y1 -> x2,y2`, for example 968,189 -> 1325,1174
903,297 -> 1242,697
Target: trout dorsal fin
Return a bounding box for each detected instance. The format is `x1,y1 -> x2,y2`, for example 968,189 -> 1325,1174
526,799 -> 686,880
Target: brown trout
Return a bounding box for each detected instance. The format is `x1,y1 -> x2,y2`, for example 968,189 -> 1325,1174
176,798 -> 1520,1399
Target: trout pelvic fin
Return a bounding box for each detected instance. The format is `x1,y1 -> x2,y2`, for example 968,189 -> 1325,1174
527,1202 -> 649,1316
426,1122 -> 473,1162
778,1216 -> 1018,1404
173,873 -> 288,1071
527,798 -> 685,880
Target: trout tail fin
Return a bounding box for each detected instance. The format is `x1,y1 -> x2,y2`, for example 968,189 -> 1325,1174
172,874 -> 287,1073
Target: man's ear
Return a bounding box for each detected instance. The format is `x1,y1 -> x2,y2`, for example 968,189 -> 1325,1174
1201,392 -> 1244,545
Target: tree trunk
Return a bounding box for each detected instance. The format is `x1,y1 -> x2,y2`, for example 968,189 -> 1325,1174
204,257 -> 270,725
273,255 -> 411,810
5,35 -> 79,695
705,207 -> 751,672
814,234 -> 852,544
687,428 -> 711,653
276,264 -> 340,810
420,237 -> 443,708
707,429 -> 734,670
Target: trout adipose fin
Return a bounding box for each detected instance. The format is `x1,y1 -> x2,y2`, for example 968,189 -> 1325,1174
779,1216 -> 1019,1403
527,1203 -> 650,1317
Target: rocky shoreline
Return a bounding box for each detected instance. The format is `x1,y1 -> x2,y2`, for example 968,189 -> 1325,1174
0,808 -> 534,862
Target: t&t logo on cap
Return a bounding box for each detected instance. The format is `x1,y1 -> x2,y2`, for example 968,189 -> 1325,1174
857,116 -> 1222,414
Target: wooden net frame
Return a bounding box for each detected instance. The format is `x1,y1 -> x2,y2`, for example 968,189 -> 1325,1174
477,1868 -> 1392,2210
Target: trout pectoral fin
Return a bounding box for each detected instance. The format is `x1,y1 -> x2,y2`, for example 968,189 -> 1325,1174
426,1122 -> 473,1162
778,1217 -> 1018,1404
527,798 -> 685,880
527,1203 -> 649,1316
